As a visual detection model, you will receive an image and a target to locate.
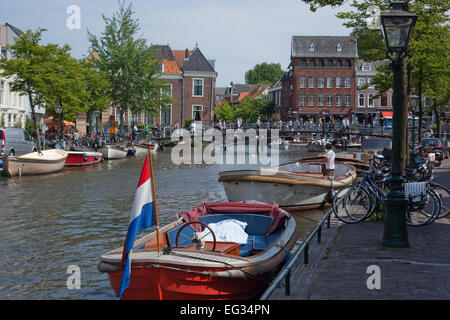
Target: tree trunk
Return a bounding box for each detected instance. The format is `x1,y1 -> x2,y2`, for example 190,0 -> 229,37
435,104 -> 441,138
418,70 -> 423,143
28,93 -> 42,154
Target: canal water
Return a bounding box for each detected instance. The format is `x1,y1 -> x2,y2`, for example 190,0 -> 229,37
0,146 -> 326,299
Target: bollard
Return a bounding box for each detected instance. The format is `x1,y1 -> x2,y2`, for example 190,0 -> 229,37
285,270 -> 291,296
317,226 -> 322,243
304,243 -> 309,264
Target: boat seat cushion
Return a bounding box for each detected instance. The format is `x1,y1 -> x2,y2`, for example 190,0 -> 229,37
199,214 -> 274,236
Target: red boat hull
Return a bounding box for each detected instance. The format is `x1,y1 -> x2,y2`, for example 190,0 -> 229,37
65,152 -> 102,166
107,264 -> 269,300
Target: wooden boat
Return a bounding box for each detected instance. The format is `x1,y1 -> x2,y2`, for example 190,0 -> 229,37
97,201 -> 296,300
134,143 -> 158,155
65,150 -> 102,166
306,140 -> 327,152
361,138 -> 392,155
126,146 -> 136,156
218,159 -> 357,210
2,149 -> 68,176
301,152 -> 371,176
98,145 -> 128,160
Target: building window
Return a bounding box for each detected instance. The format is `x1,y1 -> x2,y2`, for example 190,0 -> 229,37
309,77 -> 315,88
193,78 -> 204,97
359,93 -> 365,107
309,94 -> 315,107
160,105 -> 172,125
318,94 -> 324,106
309,60 -> 315,67
381,93 -> 388,106
300,60 -> 307,67
362,62 -> 371,71
318,77 -> 324,88
300,94 -> 306,107
0,80 -> 4,105
162,84 -> 172,97
345,60 -> 352,68
327,60 -> 334,67
345,94 -> 351,106
345,77 -> 351,88
300,77 -> 307,88
318,60 -> 324,67
368,78 -> 375,88
192,105 -> 203,121
368,94 -> 374,107
337,43 -> 342,52
358,78 -> 366,87
309,42 -> 315,52
336,60 -> 343,67
336,95 -> 342,107
336,77 -> 342,89
327,95 -> 333,107
327,77 -> 333,88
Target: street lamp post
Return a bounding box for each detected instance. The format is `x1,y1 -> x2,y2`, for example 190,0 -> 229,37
94,110 -> 101,134
55,104 -> 63,148
410,93 -> 419,148
380,1 -> 417,247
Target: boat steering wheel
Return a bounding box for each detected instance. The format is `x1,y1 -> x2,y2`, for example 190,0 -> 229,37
175,221 -> 217,251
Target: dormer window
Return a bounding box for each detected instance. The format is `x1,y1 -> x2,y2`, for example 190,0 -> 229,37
336,43 -> 342,52
362,62 -> 371,71
309,42 -> 315,52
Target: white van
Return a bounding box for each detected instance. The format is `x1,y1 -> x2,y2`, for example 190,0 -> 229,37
0,128 -> 37,156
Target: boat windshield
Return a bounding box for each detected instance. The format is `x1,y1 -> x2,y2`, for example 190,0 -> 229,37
361,139 -> 391,150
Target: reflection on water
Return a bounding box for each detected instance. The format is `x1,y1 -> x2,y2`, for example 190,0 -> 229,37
0,146 -> 326,299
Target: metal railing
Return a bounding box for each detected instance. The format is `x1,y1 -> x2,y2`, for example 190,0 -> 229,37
259,197 -> 343,300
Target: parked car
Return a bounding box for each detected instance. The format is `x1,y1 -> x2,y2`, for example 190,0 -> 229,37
421,138 -> 448,161
0,128 -> 37,157
361,138 -> 392,156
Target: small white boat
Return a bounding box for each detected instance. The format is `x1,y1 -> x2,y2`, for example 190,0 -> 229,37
2,149 -> 68,176
218,159 -> 356,210
134,143 -> 158,155
98,145 -> 128,160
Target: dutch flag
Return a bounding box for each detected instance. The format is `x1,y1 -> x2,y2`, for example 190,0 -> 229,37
117,155 -> 156,298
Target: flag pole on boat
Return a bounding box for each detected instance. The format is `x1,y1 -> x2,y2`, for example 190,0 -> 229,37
148,146 -> 161,255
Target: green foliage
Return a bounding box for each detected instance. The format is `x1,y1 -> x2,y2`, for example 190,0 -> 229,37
87,1 -> 172,131
0,114 -> 4,127
216,95 -> 275,123
214,100 -> 235,122
25,117 -> 36,137
245,62 -> 284,85
184,118 -> 193,128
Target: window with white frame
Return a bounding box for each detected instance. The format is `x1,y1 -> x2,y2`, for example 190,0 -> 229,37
309,94 -> 315,107
309,77 -> 315,88
327,77 -> 333,88
300,94 -> 306,106
318,77 -> 324,88
164,84 -> 172,97
345,77 -> 351,88
0,80 -> 4,105
300,77 -> 307,88
368,94 -> 374,107
336,77 -> 342,89
318,94 -> 324,106
192,105 -> 203,121
362,62 -> 371,71
327,94 -> 333,107
193,78 -> 204,97
359,93 -> 365,107
160,104 -> 172,125
345,94 -> 351,106
368,77 -> 375,88
358,78 -> 366,87
336,94 -> 342,107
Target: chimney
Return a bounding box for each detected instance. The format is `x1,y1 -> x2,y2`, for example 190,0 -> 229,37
185,48 -> 189,58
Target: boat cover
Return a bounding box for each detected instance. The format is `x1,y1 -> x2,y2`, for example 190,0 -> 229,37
178,202 -> 288,236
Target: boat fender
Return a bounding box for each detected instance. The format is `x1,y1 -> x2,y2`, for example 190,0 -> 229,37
84,157 -> 88,162
97,261 -> 121,273
325,188 -> 336,203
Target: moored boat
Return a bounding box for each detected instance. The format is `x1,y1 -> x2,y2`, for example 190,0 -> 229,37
97,201 -> 296,300
218,159 -> 357,210
2,149 -> 68,176
306,140 -> 327,152
65,150 -> 103,166
98,145 -> 128,160
134,143 -> 158,155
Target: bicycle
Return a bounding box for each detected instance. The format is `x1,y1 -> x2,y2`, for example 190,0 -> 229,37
333,158 -> 441,226
428,182 -> 450,219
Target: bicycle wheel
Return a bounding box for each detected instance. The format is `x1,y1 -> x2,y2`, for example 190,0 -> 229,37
406,188 -> 440,226
430,183 -> 450,219
333,185 -> 372,224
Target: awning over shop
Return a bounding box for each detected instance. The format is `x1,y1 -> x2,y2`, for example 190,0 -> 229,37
44,117 -> 75,127
381,111 -> 412,119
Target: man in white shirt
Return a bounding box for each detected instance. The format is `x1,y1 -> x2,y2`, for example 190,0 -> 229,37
325,143 -> 335,176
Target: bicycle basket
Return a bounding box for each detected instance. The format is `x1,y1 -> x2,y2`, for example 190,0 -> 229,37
404,182 -> 427,204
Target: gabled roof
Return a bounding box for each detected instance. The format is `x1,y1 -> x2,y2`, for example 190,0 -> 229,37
291,36 -> 357,58
5,23 -> 24,37
173,49 -> 191,68
151,44 -> 176,61
162,59 -> 182,75
183,47 -> 215,72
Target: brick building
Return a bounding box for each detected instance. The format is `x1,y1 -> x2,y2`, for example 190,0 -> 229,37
279,36 -> 358,124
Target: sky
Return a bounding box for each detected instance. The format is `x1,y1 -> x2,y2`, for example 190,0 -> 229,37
2,0 -> 352,87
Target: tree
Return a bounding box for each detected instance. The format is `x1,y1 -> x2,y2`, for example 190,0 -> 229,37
87,1 -> 172,132
245,62 -> 284,85
214,100 -> 235,123
0,28 -> 59,153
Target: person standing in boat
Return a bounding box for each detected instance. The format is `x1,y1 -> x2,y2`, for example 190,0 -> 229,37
325,143 -> 335,176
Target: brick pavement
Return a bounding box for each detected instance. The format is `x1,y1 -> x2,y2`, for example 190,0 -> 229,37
270,159 -> 450,300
